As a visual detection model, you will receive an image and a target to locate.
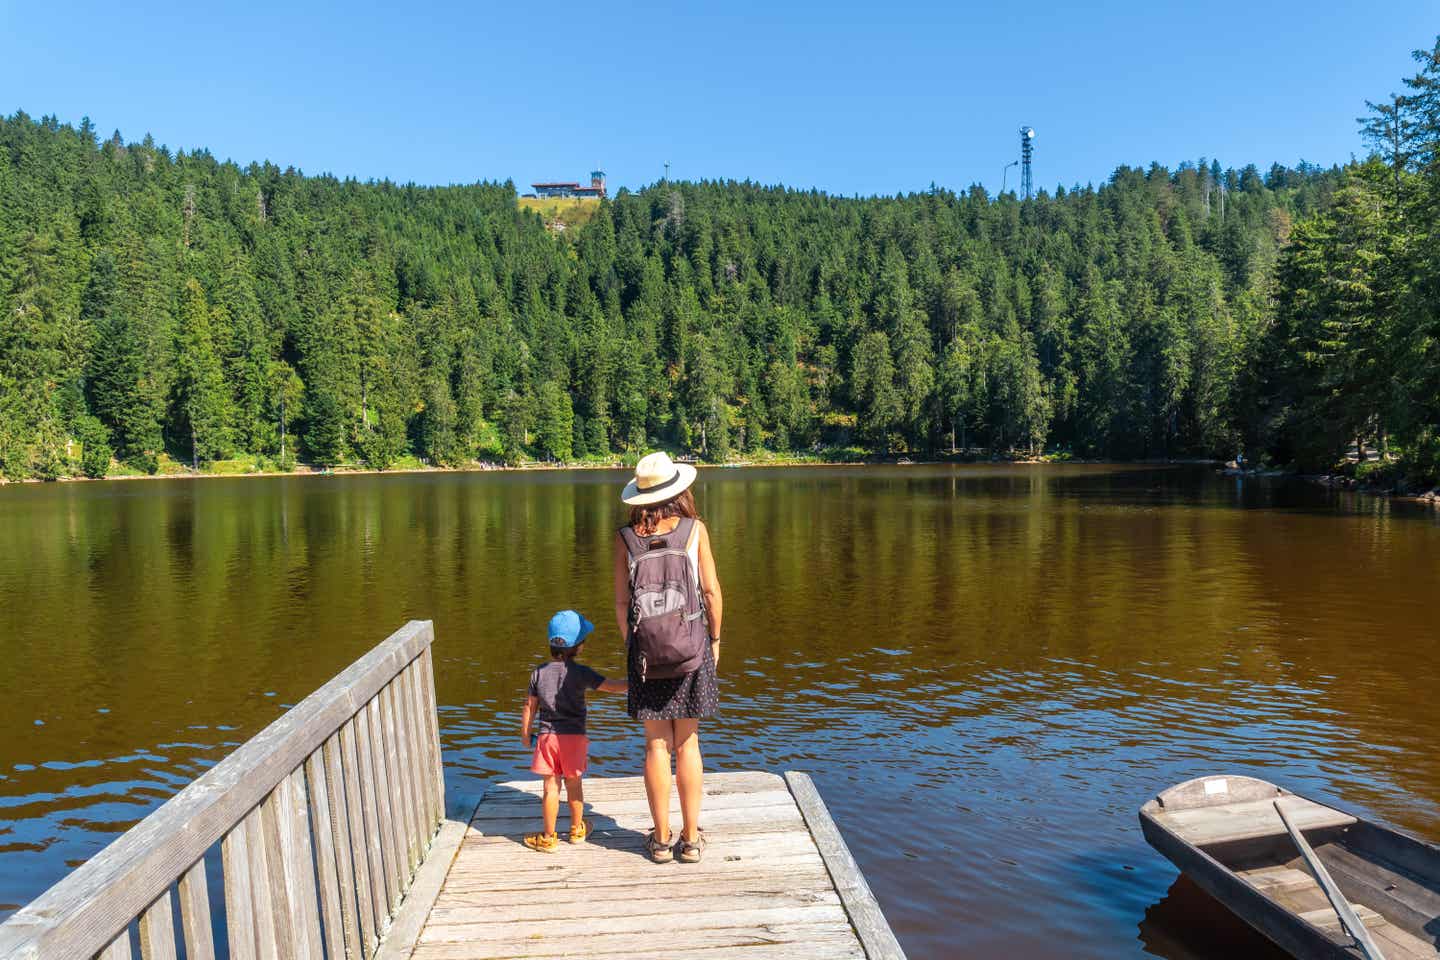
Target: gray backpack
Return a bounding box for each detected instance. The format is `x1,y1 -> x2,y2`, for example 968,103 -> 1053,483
620,518 -> 707,681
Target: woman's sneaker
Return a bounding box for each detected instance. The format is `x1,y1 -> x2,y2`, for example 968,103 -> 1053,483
645,829 -> 675,863
677,829 -> 706,863
524,832 -> 560,853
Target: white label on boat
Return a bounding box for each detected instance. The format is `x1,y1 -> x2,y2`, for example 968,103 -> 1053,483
1204,778 -> 1229,796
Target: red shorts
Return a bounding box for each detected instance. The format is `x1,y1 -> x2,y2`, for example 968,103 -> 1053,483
531,734 -> 589,778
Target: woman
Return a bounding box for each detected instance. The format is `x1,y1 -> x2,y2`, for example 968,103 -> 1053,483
613,452 -> 723,863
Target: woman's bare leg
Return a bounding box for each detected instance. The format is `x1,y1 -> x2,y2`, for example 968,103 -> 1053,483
673,718 -> 702,843
643,719 -> 675,842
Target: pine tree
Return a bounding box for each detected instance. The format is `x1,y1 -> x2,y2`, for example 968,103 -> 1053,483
850,332 -> 901,453
535,379 -> 574,461
173,279 -> 232,466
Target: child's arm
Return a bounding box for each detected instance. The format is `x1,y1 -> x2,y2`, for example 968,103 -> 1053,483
597,678 -> 627,693
520,694 -> 537,746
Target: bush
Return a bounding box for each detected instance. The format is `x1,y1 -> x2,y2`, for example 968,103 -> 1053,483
126,451 -> 160,475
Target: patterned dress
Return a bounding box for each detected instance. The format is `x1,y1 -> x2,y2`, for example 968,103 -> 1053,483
627,639 -> 719,721
623,519 -> 720,721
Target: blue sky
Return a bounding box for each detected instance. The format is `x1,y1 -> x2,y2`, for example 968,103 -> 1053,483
1,1 -> 1434,197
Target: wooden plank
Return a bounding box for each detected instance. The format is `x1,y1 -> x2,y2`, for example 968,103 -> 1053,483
413,918 -> 861,958
278,767 -> 325,957
393,672 -> 428,870
381,680 -> 421,884
419,647 -> 446,815
220,813 -> 257,960
258,784 -> 298,958
438,866 -> 835,898
1241,865 -> 1318,894
319,735 -> 366,960
787,771 -> 907,960
245,802 -> 280,957
362,695 -> 403,913
342,715 -> 385,955
447,829 -> 820,871
175,861 -> 215,960
373,816 -> 473,960
412,941 -> 865,960
305,748 -> 353,960
136,890 -> 177,960
401,663 -> 439,839
1298,903 -> 1386,931
95,931 -> 132,960
427,889 -> 843,925
419,903 -> 849,944
1155,796 -> 1356,846
0,620 -> 436,960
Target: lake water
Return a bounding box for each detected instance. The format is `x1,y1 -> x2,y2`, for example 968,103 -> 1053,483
2,464 -> 1438,958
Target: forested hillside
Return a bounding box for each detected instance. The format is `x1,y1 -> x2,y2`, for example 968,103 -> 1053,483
1,38 -> 1436,482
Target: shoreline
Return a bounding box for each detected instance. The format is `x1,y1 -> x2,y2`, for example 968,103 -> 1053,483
3,454 -> 1223,487
10,456 -> 1433,503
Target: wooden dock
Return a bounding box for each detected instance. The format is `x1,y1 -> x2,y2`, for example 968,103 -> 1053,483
0,622 -> 905,960
386,771 -> 903,960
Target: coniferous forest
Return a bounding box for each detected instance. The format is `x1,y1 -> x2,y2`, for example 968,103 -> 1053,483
1,37 -> 1437,483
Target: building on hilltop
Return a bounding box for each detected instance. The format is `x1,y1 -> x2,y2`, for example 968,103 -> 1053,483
531,170 -> 606,199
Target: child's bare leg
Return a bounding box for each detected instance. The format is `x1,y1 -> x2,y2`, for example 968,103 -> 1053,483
541,774 -> 560,836
564,776 -> 584,827
674,719 -> 703,843
643,719 -> 675,842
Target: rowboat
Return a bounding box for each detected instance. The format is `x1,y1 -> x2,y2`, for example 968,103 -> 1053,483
1140,775 -> 1440,959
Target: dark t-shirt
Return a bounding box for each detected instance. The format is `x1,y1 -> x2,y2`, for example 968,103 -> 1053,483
528,660 -> 605,735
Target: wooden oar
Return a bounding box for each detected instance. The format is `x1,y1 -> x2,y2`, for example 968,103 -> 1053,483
1274,799 -> 1387,960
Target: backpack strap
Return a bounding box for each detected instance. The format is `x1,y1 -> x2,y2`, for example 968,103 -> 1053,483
618,524 -> 647,561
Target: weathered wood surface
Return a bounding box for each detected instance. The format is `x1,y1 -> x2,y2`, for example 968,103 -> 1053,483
399,771 -> 903,960
1276,798 -> 1388,960
1153,795 -> 1356,846
1143,776 -> 1440,960
0,620 -> 446,960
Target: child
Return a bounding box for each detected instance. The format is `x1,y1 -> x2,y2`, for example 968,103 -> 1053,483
521,610 -> 627,852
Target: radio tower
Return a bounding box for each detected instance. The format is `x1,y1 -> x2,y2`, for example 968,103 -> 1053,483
1020,126 -> 1035,200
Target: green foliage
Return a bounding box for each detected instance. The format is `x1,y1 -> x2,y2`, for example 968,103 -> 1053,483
535,380 -> 574,461
0,104 -> 1377,479
1256,36 -> 1440,482
74,413 -> 112,477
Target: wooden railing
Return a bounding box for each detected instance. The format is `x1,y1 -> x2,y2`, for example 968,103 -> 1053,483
0,620 -> 444,960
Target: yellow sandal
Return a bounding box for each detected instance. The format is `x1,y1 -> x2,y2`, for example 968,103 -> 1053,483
568,818 -> 592,844
524,832 -> 560,853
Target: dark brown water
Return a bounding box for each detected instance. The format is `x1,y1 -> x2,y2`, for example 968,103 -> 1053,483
2,464 -> 1438,958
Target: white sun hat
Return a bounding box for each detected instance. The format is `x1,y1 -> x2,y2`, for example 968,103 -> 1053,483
621,451 -> 698,506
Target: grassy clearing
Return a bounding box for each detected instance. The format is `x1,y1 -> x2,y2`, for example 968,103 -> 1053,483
517,196 -> 600,233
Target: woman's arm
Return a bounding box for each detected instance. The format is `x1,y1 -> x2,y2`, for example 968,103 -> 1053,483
613,533 -> 631,642
697,521 -> 723,667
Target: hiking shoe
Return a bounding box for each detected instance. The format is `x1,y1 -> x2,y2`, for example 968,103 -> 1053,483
646,829 -> 675,863
568,818 -> 592,844
677,829 -> 706,863
524,832 -> 560,853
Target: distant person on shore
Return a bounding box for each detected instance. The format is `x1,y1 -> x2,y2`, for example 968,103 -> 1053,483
614,452 -> 724,863
521,610 -> 627,853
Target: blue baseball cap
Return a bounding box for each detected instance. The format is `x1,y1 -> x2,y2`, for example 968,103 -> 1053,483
548,610 -> 594,648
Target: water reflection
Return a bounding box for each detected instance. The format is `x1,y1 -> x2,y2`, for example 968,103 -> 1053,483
0,465 -> 1437,957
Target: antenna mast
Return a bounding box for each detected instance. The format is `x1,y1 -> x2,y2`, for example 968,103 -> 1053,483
1019,125 -> 1035,201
